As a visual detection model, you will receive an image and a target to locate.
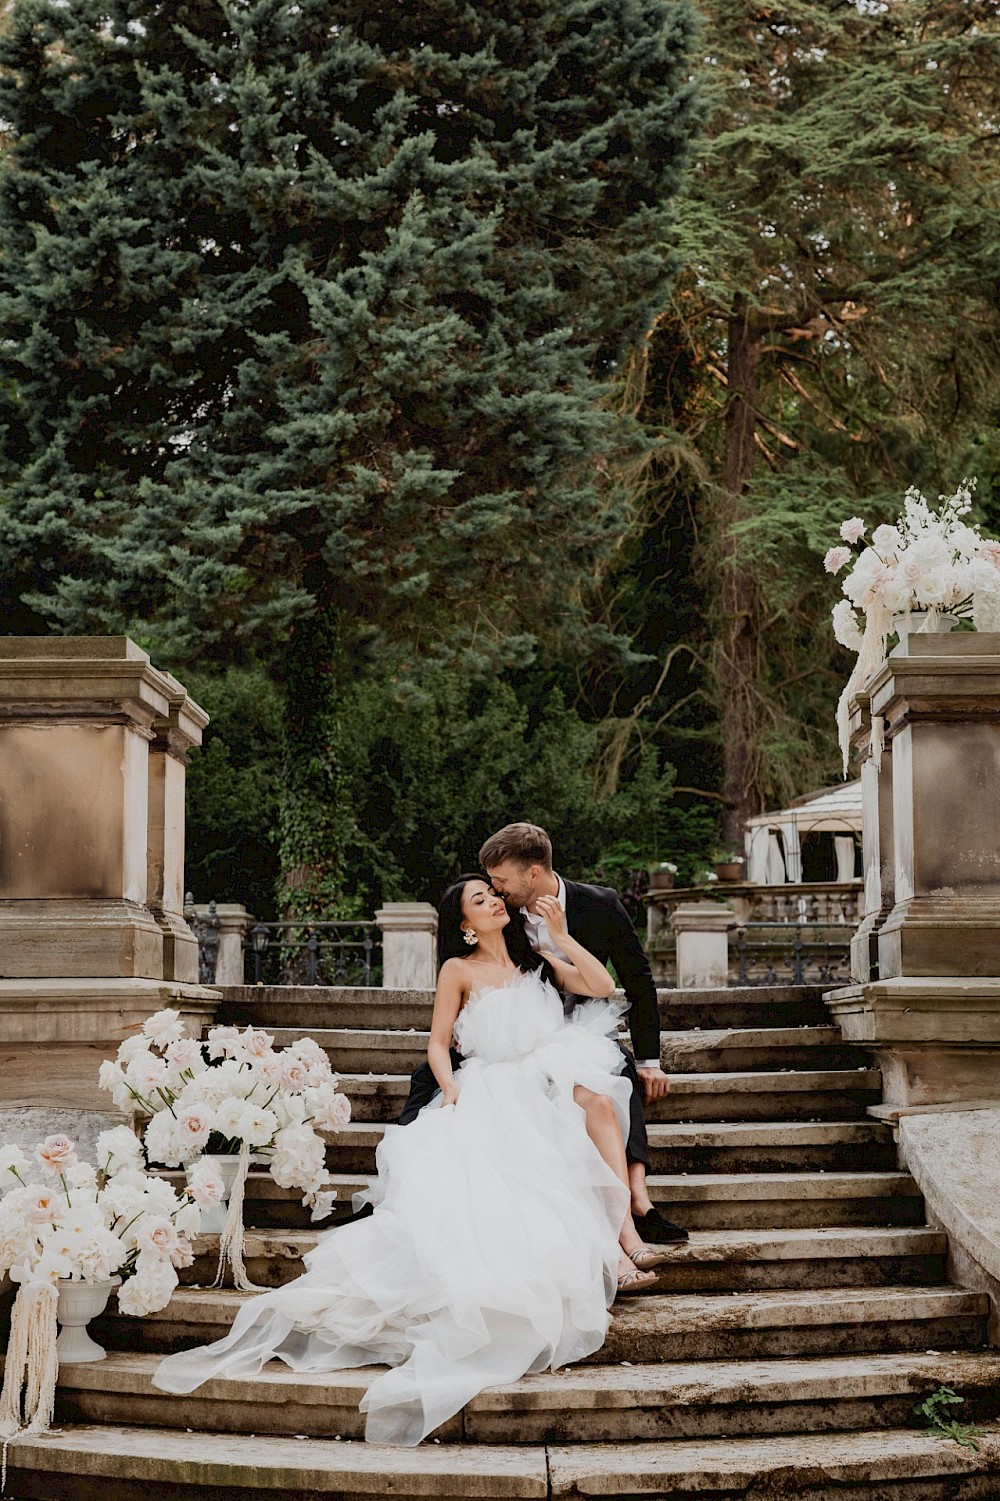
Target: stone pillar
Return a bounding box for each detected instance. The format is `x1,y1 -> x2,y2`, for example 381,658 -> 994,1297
193,902 -> 253,986
670,901 -> 736,989
376,902 -> 438,990
827,632 -> 1000,1107
849,691 -> 895,984
148,674 -> 209,983
0,638 -> 219,1117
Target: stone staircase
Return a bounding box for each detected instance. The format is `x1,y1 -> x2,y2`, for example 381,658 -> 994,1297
8,983 -> 1000,1499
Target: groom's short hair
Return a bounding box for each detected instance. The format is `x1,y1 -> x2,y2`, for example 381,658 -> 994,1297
480,823 -> 553,870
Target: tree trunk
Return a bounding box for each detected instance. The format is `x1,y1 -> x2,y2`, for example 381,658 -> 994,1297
718,293 -> 765,849
276,603 -> 353,921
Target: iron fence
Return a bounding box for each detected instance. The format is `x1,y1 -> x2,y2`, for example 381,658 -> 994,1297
244,920 -> 381,987
732,921 -> 852,987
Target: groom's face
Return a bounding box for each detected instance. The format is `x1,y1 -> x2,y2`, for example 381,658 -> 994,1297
485,859 -> 538,910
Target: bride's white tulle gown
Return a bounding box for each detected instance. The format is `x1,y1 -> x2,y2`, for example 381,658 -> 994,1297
152,970 -> 633,1445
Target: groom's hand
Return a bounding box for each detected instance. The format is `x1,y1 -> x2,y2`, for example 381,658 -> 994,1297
636,1064 -> 671,1103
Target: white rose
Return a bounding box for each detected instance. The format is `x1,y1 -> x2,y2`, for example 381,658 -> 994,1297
186,1160 -> 225,1209
166,1037 -> 207,1074
206,1025 -> 242,1060
175,1104 -> 216,1156
136,1215 -> 179,1258
880,575 -> 912,614
235,1105 -> 278,1148
117,1034 -> 152,1066
913,569 -> 949,608
871,523 -> 902,559
96,1127 -> 145,1176
98,1059 -> 126,1093
279,1057 -> 310,1093
214,1096 -> 247,1138
237,1027 -> 275,1062
126,1052 -> 170,1093
142,1009 -> 186,1048
173,1201 -> 201,1238
305,1088 -> 351,1131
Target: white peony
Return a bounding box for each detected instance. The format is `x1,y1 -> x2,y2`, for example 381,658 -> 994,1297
879,574 -> 912,614
913,569 -> 950,608
96,1126 -> 145,1176
126,1052 -> 170,1093
166,1037 -> 207,1075
270,1124 -> 327,1194
143,1110 -> 184,1168
118,1252 -> 177,1316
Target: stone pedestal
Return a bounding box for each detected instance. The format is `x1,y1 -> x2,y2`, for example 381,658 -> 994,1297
376,902 -> 438,990
828,632 -> 1000,1108
670,902 -> 736,989
193,903 -> 254,985
0,637 -> 218,1119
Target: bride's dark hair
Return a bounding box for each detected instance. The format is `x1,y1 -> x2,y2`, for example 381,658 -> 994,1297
437,874 -> 555,984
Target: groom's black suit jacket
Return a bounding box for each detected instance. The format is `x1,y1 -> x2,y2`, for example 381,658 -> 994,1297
559,878 -> 660,1064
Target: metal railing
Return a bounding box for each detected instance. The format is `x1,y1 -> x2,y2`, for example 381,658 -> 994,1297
244,920 -> 381,987
732,921 -> 852,987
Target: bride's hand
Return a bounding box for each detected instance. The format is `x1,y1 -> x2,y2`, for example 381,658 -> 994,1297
535,894 -> 567,938
441,1083 -> 459,1109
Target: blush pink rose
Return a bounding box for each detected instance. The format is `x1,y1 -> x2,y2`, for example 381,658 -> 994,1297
824,546 -> 852,575
25,1188 -> 61,1224
166,1037 -> 202,1070
279,1058 -> 310,1092
137,1216 -> 180,1257
35,1135 -> 77,1176
840,517 -> 867,544
169,1236 -> 195,1269
239,1027 -> 275,1060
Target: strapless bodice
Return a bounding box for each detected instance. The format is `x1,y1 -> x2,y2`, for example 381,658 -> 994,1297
452,970 -> 565,1063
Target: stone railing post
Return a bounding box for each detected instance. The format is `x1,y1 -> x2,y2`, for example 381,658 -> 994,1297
148,673 -> 209,983
669,901 -> 737,989
375,902 -> 438,990
192,902 -> 254,986
827,632 -> 1000,1107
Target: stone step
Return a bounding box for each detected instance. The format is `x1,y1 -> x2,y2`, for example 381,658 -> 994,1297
333,1067 -> 883,1123
217,983 -> 829,1035
323,1118 -> 899,1176
547,1427 -> 1000,1500
1,1427 -> 547,1500
205,1168 -> 924,1232
10,1424 -> 1000,1501
34,1349 -> 1000,1444
93,1284 -> 987,1366
265,1023 -> 865,1078
180,1224 -> 947,1293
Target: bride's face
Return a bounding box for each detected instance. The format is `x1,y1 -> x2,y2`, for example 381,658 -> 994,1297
460,880 -> 509,944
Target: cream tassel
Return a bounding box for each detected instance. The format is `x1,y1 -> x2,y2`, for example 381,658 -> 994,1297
0,1280 -> 59,1491
211,1142 -> 265,1291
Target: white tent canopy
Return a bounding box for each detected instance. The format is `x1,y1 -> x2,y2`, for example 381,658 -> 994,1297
744,782 -> 862,885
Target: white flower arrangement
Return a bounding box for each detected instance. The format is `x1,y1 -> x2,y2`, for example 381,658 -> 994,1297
0,1129 -> 199,1314
824,481 -> 1000,766
99,1009 -> 351,1219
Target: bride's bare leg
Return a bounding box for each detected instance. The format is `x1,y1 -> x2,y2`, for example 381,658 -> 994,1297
573,1086 -> 651,1275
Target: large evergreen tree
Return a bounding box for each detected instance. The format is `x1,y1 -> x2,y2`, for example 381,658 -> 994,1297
615,0 -> 1000,841
0,0 -> 700,911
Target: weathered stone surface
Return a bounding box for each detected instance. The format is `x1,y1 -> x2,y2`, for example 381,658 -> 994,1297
0,1104 -> 126,1158
3,1427 -> 547,1498
548,1427 -> 1000,1499
898,1107 -> 1000,1340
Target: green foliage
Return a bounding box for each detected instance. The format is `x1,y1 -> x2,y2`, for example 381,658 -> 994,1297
338,671 -> 680,910
183,666 -> 283,917
914,1387 -> 985,1451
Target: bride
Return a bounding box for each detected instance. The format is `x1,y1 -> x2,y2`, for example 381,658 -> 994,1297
152,875 -> 670,1444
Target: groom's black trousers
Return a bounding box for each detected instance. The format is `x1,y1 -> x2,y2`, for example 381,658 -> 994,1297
396,1045 -> 653,1171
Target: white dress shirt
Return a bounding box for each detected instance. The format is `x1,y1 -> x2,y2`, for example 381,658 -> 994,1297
521,875 -> 658,1067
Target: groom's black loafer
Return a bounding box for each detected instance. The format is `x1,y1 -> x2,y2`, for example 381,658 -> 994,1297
634,1207 -> 689,1244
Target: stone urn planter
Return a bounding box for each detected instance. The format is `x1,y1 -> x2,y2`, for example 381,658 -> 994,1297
648,869 -> 676,891
56,1276 -> 120,1363
714,860 -> 743,883
186,1153 -> 244,1234
890,610 -> 959,636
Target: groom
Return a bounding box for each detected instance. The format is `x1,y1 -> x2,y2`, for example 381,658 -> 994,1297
395,821 -> 687,1245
